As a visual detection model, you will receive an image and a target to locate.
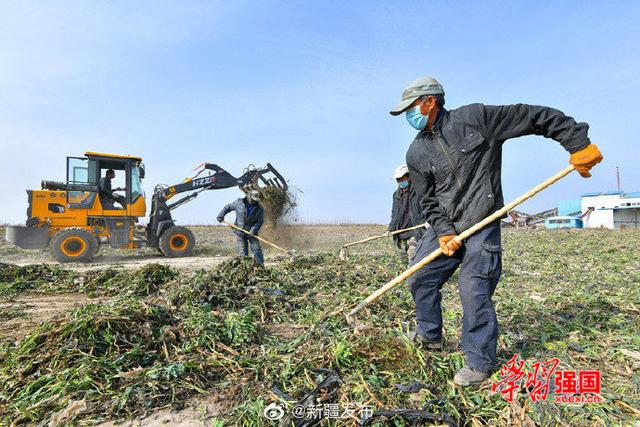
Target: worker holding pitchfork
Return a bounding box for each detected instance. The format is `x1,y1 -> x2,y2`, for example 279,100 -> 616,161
217,190 -> 265,265
388,164 -> 422,264
389,77 -> 603,385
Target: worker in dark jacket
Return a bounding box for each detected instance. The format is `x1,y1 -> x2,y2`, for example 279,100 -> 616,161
99,169 -> 126,209
388,164 -> 419,263
390,76 -> 603,386
217,190 -> 265,264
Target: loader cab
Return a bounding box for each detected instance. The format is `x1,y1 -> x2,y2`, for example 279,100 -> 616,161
66,152 -> 146,217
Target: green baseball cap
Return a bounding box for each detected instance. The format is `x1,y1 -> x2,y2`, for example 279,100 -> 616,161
389,76 -> 444,116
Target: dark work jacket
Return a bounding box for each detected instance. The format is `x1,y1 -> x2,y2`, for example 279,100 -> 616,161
406,104 -> 590,237
99,177 -> 114,200
389,187 -> 415,240
217,198 -> 264,236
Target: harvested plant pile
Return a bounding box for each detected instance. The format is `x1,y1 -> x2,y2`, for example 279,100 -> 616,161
0,229 -> 639,425
0,263 -> 178,298
0,264 -> 75,296
260,186 -> 297,228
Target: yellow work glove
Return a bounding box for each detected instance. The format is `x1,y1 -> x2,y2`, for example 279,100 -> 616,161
569,144 -> 603,178
439,235 -> 461,257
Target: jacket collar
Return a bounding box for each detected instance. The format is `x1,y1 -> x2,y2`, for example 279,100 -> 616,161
420,108 -> 448,137
430,108 -> 447,131
434,108 -> 447,128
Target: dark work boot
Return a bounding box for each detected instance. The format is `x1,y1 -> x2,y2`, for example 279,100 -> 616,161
453,366 -> 491,386
406,330 -> 443,351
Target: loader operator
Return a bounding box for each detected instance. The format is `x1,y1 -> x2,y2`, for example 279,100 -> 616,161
99,169 -> 126,209
388,165 -> 419,264
217,190 -> 265,265
389,76 -> 603,386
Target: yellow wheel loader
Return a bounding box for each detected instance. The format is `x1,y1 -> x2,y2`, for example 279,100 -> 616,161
6,152 -> 287,263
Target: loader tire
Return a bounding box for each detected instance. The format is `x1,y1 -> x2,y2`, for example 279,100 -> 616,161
159,226 -> 195,258
92,239 -> 101,256
50,228 -> 98,263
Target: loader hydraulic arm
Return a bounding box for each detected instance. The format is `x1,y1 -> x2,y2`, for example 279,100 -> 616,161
159,162 -> 287,201
160,164 -> 239,201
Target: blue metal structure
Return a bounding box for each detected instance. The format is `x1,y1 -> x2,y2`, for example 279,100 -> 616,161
544,216 -> 583,229
557,199 -> 582,216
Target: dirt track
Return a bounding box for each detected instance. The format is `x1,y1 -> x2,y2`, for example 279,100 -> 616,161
11,254 -> 230,272
0,224 -> 387,270
0,294 -> 102,341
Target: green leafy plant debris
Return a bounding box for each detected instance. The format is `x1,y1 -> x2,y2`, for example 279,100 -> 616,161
0,229 -> 638,425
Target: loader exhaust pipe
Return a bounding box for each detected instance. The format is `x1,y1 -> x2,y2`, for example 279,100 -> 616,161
41,180 -> 99,192
41,180 -> 67,191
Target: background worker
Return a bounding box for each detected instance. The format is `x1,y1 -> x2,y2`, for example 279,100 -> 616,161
98,169 -> 126,209
390,76 -> 603,386
388,164 -> 419,264
217,190 -> 265,264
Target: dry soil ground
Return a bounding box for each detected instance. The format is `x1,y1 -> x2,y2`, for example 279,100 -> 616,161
0,225 -> 383,270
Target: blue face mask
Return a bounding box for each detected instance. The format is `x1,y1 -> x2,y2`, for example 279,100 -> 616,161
405,105 -> 428,130
399,180 -> 409,189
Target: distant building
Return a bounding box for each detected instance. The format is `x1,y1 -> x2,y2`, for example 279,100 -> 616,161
514,191 -> 640,230
557,199 -> 582,216
545,191 -> 640,230
581,191 -> 640,229
544,216 -> 583,229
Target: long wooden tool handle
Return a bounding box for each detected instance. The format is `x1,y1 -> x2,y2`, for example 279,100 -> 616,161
342,223 -> 427,249
222,220 -> 290,254
347,165 -> 576,319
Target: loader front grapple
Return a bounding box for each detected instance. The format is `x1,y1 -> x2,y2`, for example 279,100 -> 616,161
236,163 -> 288,193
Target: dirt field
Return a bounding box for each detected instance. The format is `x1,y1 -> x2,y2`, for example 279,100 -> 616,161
1,226 -> 639,426
0,225 -> 385,269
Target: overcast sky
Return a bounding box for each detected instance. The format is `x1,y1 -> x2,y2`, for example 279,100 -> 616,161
1,1 -> 638,224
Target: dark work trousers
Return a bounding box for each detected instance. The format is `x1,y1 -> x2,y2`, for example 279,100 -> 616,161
101,194 -> 127,209
236,234 -> 264,265
407,219 -> 502,372
113,194 -> 127,209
